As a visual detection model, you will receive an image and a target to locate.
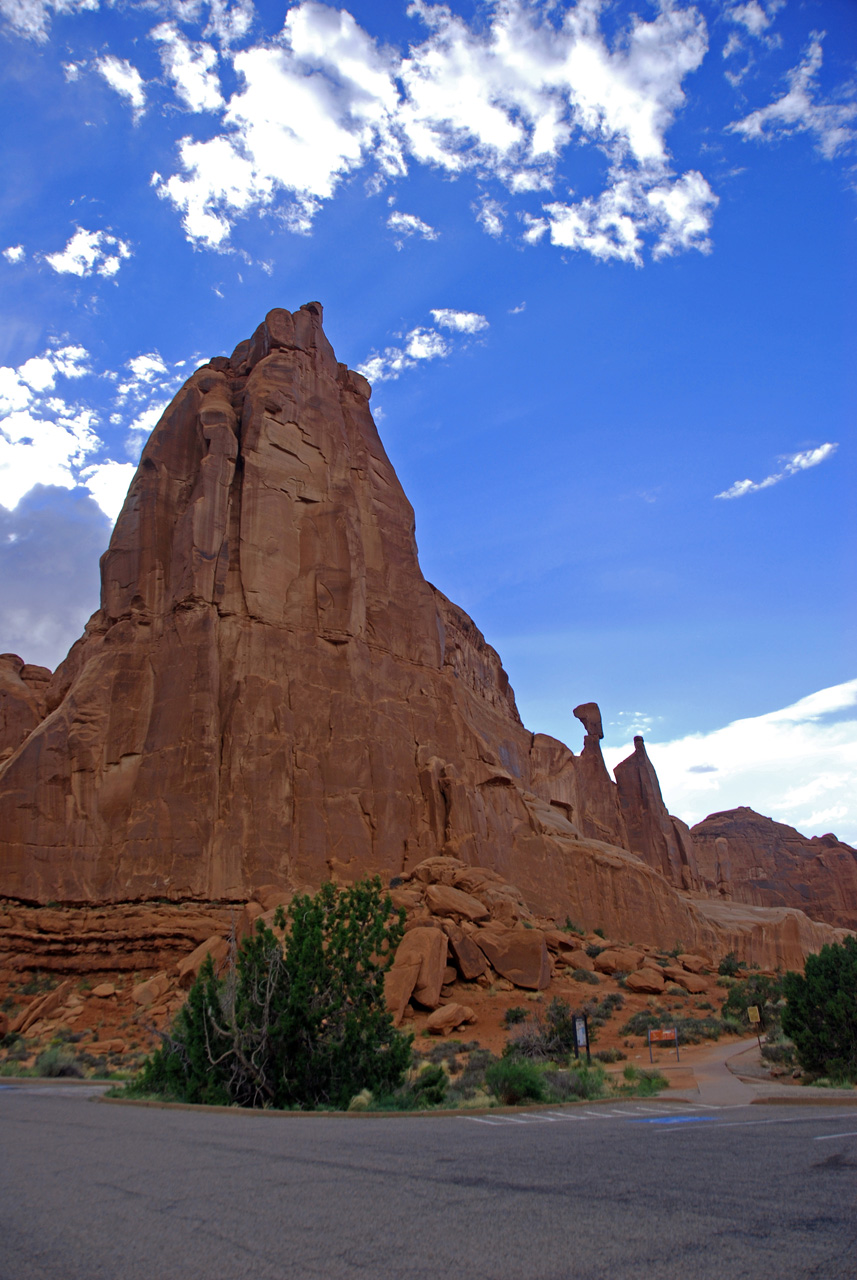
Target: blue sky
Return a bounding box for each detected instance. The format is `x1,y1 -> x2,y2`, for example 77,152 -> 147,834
1,0 -> 855,840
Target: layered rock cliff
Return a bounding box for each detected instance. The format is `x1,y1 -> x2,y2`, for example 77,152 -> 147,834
0,304 -> 848,969
689,807 -> 857,931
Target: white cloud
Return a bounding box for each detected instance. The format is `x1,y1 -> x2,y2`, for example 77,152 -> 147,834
727,1 -> 784,39
605,679 -> 857,846
474,195 -> 505,238
715,442 -> 838,500
358,324 -> 449,383
154,0 -> 716,263
0,338 -> 187,519
729,35 -> 857,159
43,226 -> 133,278
96,54 -> 147,117
386,210 -> 438,244
79,459 -> 136,521
430,308 -> 488,334
151,22 -> 223,113
530,168 -> 717,265
0,0 -> 97,43
3,244 -> 25,264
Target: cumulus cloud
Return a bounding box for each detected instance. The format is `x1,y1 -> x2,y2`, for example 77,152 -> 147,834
0,339 -> 186,519
430,308 -> 488,334
525,168 -> 717,264
357,306 -> 491,383
0,0 -> 97,43
727,1 -> 784,39
151,21 -> 223,113
0,345 -> 99,509
43,226 -> 132,278
604,679 -> 857,846
96,54 -> 147,117
358,324 -> 449,383
154,0 -> 717,263
715,443 -> 838,500
386,210 -> 438,244
729,35 -> 857,159
3,245 -> 25,264
79,459 -> 136,521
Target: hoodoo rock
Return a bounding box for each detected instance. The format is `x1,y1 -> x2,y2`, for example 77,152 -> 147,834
0,304 -> 850,970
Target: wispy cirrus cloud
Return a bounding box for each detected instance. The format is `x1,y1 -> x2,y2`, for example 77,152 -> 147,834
96,53 -> 147,117
386,210 -> 438,245
715,442 -> 838,500
729,34 -> 857,159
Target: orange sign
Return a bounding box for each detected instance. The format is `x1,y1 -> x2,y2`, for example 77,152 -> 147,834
649,1028 -> 677,1042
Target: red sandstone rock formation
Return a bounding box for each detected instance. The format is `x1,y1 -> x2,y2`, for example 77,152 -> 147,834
0,654 -> 51,765
689,807 -> 857,931
0,304 -> 848,970
614,734 -> 701,891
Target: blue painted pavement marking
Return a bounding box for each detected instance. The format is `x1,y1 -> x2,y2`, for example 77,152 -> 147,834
632,1115 -> 716,1125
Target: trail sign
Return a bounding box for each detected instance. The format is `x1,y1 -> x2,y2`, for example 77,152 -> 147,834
648,1026 -> 680,1063
747,1006 -> 761,1024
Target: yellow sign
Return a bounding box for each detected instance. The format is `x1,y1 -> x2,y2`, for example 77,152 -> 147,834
748,1005 -> 761,1024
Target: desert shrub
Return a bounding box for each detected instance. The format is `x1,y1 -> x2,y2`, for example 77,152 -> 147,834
781,937 -> 857,1082
720,973 -> 784,1032
585,944 -> 604,959
503,1006 -> 530,1027
35,1047 -> 83,1078
131,878 -> 412,1109
761,1042 -> 796,1068
572,968 -> 600,985
505,997 -> 577,1061
541,1062 -> 607,1101
583,991 -> 624,1030
563,918 -> 584,936
594,928 -> 606,939
718,952 -> 741,977
619,1010 -> 733,1045
619,1065 -> 667,1097
485,1058 -> 546,1105
594,1047 -> 626,1063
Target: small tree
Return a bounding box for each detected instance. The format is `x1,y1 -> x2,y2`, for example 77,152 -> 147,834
135,877 -> 412,1109
781,937 -> 857,1082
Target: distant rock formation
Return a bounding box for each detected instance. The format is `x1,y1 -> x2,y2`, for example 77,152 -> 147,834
0,304 -> 849,970
689,807 -> 857,931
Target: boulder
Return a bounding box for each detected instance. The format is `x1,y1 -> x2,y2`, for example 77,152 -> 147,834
10,980 -> 73,1034
393,927 -> 448,1009
677,954 -> 709,975
442,923 -> 487,980
565,949 -> 595,971
425,883 -> 490,922
175,935 -> 230,988
474,925 -> 550,990
91,983 -> 116,998
663,967 -> 710,995
594,948 -> 644,975
131,972 -> 171,1006
384,962 -> 421,1026
425,1003 -> 476,1036
624,967 -> 666,994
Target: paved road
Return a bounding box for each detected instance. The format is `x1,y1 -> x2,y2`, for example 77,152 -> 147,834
1,1084 -> 855,1280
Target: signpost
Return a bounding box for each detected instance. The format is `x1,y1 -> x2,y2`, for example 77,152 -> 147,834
648,1027 -> 680,1063
748,1004 -> 762,1048
572,1013 -> 591,1064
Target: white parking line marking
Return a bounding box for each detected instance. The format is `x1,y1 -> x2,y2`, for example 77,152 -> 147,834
814,1131 -> 857,1141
